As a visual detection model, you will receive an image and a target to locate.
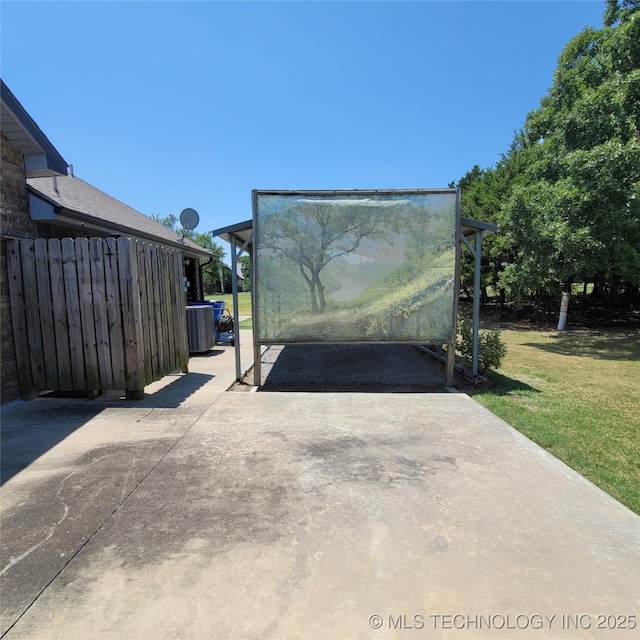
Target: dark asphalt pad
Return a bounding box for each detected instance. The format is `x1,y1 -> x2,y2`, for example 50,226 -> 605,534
260,344 -> 449,392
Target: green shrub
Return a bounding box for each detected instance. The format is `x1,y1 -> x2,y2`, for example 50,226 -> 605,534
456,316 -> 507,374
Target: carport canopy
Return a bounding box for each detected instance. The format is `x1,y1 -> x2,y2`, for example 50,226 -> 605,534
213,215 -> 497,384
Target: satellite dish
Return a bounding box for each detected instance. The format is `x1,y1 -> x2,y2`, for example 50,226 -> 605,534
180,208 -> 200,230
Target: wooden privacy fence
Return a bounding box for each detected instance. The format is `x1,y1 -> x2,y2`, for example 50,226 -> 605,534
6,237 -> 189,399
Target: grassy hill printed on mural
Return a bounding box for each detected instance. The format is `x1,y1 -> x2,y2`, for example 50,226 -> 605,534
255,192 -> 458,343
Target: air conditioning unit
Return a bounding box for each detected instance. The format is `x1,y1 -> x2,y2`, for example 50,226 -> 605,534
185,305 -> 214,353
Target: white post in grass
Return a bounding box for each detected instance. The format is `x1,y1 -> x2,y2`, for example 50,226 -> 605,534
557,292 -> 570,330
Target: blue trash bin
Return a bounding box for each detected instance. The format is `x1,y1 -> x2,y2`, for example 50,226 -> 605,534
211,301 -> 226,342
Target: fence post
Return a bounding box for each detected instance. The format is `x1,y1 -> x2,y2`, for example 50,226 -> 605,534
118,238 -> 145,399
6,240 -> 35,398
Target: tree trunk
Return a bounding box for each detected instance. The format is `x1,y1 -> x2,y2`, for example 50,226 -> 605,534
313,272 -> 326,312
581,281 -> 588,318
218,264 -> 225,294
299,263 -> 318,313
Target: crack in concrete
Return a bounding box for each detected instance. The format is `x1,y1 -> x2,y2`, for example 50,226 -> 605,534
0,454 -> 108,577
1,392 -> 226,638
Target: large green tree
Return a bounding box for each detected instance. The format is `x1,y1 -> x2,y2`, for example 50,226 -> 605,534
454,164 -> 506,301
604,0 -> 639,26
499,2 -> 640,304
194,232 -> 227,295
238,254 -> 251,291
452,137 -> 533,304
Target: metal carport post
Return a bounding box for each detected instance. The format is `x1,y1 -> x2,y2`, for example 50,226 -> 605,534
460,217 -> 497,378
212,220 -> 254,382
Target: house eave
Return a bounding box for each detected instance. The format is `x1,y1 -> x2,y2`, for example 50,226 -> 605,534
1,80 -> 68,176
27,192 -> 211,259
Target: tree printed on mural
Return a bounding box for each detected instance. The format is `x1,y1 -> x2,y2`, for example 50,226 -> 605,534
259,199 -> 383,313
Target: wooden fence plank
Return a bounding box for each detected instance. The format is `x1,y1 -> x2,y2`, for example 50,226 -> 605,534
62,238 -> 85,390
48,239 -> 73,390
169,248 -> 184,372
118,238 -> 144,398
160,251 -> 171,371
21,240 -> 47,391
104,237 -> 125,389
143,243 -> 159,381
35,239 -> 59,389
149,243 -> 164,379
90,238 -> 113,390
6,240 -> 34,397
76,238 -> 99,392
164,247 -> 175,371
158,247 -> 173,371
161,247 -> 176,371
172,249 -> 189,371
136,241 -> 152,386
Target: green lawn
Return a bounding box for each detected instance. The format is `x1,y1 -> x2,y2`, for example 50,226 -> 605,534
205,292 -> 252,316
468,326 -> 640,514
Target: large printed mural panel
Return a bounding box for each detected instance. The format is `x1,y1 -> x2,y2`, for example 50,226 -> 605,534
254,191 -> 458,343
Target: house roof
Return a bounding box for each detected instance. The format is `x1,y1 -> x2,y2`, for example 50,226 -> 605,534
27,175 -> 212,259
0,79 -> 68,177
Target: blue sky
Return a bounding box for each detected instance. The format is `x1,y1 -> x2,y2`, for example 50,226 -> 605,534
1,0 -> 605,255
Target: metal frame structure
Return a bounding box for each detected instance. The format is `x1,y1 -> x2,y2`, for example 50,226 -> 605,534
213,191 -> 496,387
213,219 -> 254,383
460,217 -> 497,376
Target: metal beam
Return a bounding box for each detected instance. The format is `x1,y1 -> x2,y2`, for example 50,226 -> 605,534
252,256 -> 261,386
233,232 -> 255,382
461,233 -> 475,257
238,232 -> 253,256
472,231 -> 483,377
230,233 -> 242,381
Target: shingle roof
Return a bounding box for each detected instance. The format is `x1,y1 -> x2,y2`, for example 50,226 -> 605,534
27,175 -> 212,258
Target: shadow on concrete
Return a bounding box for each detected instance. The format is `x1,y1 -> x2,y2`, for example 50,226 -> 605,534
187,348 -> 227,358
260,344 -> 455,393
0,403 -> 104,484
39,372 -> 216,409
108,372 -> 215,409
1,372 -> 214,484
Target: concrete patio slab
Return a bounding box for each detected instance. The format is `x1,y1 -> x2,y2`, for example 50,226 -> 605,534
2,385 -> 638,639
1,334 -> 255,638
